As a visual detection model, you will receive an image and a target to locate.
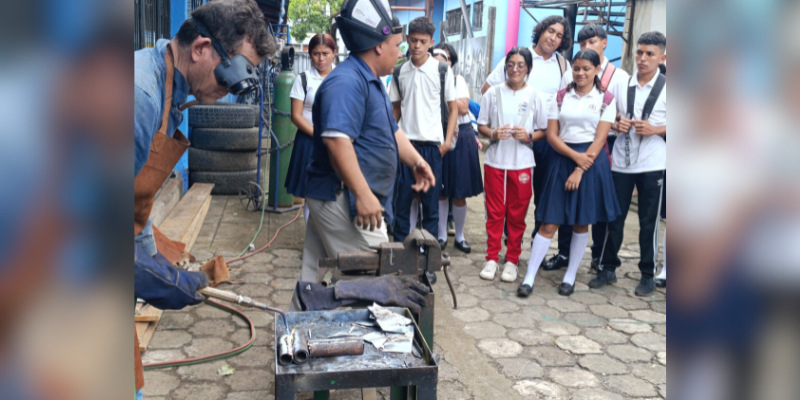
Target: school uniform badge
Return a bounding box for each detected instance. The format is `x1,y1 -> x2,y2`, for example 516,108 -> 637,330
588,103 -> 598,113
518,102 -> 528,115
519,172 -> 530,184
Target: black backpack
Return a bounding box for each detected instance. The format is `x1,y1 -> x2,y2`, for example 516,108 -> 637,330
392,60 -> 453,141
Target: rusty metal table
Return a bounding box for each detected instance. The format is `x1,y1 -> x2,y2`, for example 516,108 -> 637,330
274,308 -> 438,400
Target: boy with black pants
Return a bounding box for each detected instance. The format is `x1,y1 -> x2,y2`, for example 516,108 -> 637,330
390,17 -> 458,243
590,32 -> 667,296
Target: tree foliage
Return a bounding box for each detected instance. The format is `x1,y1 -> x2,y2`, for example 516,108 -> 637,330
288,0 -> 344,43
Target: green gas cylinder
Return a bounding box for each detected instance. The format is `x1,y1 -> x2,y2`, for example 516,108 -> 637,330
268,49 -> 297,208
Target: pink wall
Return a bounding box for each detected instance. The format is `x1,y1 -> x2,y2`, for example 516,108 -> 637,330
504,0 -> 520,53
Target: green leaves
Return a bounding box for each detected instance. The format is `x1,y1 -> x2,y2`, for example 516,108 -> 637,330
288,0 -> 345,43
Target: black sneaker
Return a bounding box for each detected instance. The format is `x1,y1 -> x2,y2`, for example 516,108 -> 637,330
590,258 -> 600,274
589,269 -> 617,289
517,283 -> 533,297
558,283 -> 574,296
655,278 -> 666,288
636,277 -> 656,296
447,220 -> 455,236
454,240 -> 471,254
438,239 -> 447,251
541,254 -> 569,271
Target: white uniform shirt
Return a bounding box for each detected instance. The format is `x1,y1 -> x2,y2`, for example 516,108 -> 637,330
389,55 -> 456,143
478,84 -> 550,170
289,65 -> 335,125
547,87 -> 617,144
611,71 -> 667,173
455,75 -> 471,125
598,57 -> 630,136
485,46 -> 572,96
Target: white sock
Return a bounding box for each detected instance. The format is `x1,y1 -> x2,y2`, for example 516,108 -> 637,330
409,198 -> 420,235
657,229 -> 666,279
522,233 -> 552,287
303,202 -> 310,225
563,232 -> 589,286
438,199 -> 449,241
453,204 -> 468,242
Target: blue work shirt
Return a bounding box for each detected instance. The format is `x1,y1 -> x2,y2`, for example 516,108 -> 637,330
305,54 -> 400,224
134,39 -> 191,178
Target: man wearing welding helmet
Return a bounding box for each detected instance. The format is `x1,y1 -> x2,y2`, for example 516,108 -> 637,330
133,1 -> 274,398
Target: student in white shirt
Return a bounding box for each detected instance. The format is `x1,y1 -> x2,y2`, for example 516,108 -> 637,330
433,44 -> 484,254
518,49 -> 622,298
287,33 -> 337,223
389,17 -> 458,246
591,32 -> 667,297
477,47 -> 550,283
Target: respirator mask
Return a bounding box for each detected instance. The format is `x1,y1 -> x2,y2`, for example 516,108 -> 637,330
192,17 -> 259,95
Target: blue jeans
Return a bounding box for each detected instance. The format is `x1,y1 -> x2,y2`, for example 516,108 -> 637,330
136,389 -> 143,400
134,218 -> 157,256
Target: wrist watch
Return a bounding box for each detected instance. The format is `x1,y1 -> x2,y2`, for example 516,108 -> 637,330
527,132 -> 533,142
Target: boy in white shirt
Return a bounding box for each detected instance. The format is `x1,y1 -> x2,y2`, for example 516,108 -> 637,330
590,32 -> 667,296
389,17 -> 458,244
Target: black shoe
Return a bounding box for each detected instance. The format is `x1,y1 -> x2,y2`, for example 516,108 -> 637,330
636,277 -> 655,296
558,283 -> 574,296
589,269 -> 617,289
454,240 -> 471,254
517,284 -> 533,297
447,220 -> 455,236
438,239 -> 447,251
541,254 -> 569,271
426,271 -> 438,285
590,258 -> 600,274
655,278 -> 666,288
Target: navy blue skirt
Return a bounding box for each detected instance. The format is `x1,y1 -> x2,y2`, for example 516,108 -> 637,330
535,142 -> 621,226
284,130 -> 313,198
441,123 -> 484,199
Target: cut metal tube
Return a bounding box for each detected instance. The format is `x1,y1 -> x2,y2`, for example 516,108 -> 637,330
277,334 -> 294,366
292,330 -> 309,364
307,338 -> 365,358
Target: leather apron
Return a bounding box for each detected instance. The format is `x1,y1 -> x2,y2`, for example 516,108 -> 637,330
134,45 -> 192,392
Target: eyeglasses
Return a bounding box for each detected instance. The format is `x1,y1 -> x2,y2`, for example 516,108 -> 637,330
505,63 -> 527,71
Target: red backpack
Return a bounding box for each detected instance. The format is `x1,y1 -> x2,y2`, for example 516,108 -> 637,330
556,88 -> 615,165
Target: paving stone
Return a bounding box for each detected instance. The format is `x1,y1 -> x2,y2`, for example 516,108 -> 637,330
141,371 -> 179,396
522,306 -> 562,322
653,323 -> 667,336
571,292 -> 610,305
273,249 -> 302,258
235,284 -> 274,299
449,256 -> 474,267
562,313 -> 607,327
243,273 -> 273,284
584,327 -> 628,345
607,344 -> 653,363
604,375 -> 658,397
548,299 -> 587,313
173,383 -> 227,400
571,388 -> 625,400
548,367 -> 599,388
555,336 -> 602,354
588,305 -> 629,320
246,252 -> 276,264
476,338 -> 523,358
269,278 -> 297,290
270,290 -> 294,307
186,338 -> 235,358
496,358 -> 544,379
493,313 -> 535,329
272,257 -> 302,268
227,369 -> 273,391
467,286 -> 504,300
267,267 -> 300,278
578,355 -> 627,375
508,329 -> 553,346
158,312 -> 195,330
480,299 -> 520,313
538,321 -> 580,336
227,391 -> 272,400
659,384 -> 666,398
190,318 -> 236,336
176,360 -> 230,381
240,261 -> 274,274
230,328 -> 272,347
608,319 -> 653,334
460,276 -> 496,287
149,330 -> 193,349
438,380 -> 474,400
141,349 -> 185,364
528,346 -> 576,367
232,311 -> 274,328
631,310 -> 666,324
438,359 -> 462,382
631,332 -> 666,352
505,292 -> 547,306
444,293 -> 479,308
464,321 -> 507,339
609,295 -> 649,310
657,351 -> 666,366
512,380 -> 567,399
452,307 -> 490,323
195,304 -> 237,319
631,363 -> 667,384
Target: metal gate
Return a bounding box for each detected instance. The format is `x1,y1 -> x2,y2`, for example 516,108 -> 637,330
134,0 -> 171,50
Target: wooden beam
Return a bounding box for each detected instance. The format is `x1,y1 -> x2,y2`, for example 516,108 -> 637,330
158,183 -> 214,246
486,6 -> 496,77
150,177 -> 182,227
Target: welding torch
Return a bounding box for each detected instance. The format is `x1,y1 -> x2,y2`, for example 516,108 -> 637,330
198,287 -> 290,334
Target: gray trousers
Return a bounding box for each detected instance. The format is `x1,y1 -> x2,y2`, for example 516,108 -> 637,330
290,192 -> 388,311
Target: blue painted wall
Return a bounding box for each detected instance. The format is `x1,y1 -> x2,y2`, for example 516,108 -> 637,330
171,0 -> 191,191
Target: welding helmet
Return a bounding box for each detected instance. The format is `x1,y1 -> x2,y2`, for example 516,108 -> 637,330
192,17 -> 259,95
336,0 -> 404,53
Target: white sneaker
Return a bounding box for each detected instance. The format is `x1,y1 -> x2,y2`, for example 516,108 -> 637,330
501,262 -> 518,282
480,260 -> 499,280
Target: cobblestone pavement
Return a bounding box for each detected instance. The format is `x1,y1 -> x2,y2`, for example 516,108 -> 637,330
143,161 -> 666,400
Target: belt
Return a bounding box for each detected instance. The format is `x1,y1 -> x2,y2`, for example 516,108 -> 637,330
410,140 -> 441,147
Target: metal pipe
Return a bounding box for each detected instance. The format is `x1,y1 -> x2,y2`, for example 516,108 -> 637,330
198,287 -> 290,334
292,330 -> 309,364
390,6 -> 425,11
307,339 -> 364,358
277,334 -> 293,366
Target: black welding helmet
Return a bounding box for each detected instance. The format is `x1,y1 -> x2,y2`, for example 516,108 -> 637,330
336,0 -> 403,53
191,16 -> 259,95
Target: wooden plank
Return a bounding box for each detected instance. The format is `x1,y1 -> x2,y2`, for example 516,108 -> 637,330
151,178 -> 182,228
158,183 -> 214,244
137,319 -> 160,353
184,195 -> 211,252
135,303 -> 164,323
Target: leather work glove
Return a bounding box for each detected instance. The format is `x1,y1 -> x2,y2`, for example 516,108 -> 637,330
134,243 -> 209,310
335,275 -> 430,314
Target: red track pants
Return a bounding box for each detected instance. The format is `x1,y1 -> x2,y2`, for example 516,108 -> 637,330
484,165 -> 533,265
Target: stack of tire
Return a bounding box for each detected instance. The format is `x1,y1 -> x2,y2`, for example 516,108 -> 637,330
188,102 -> 261,195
